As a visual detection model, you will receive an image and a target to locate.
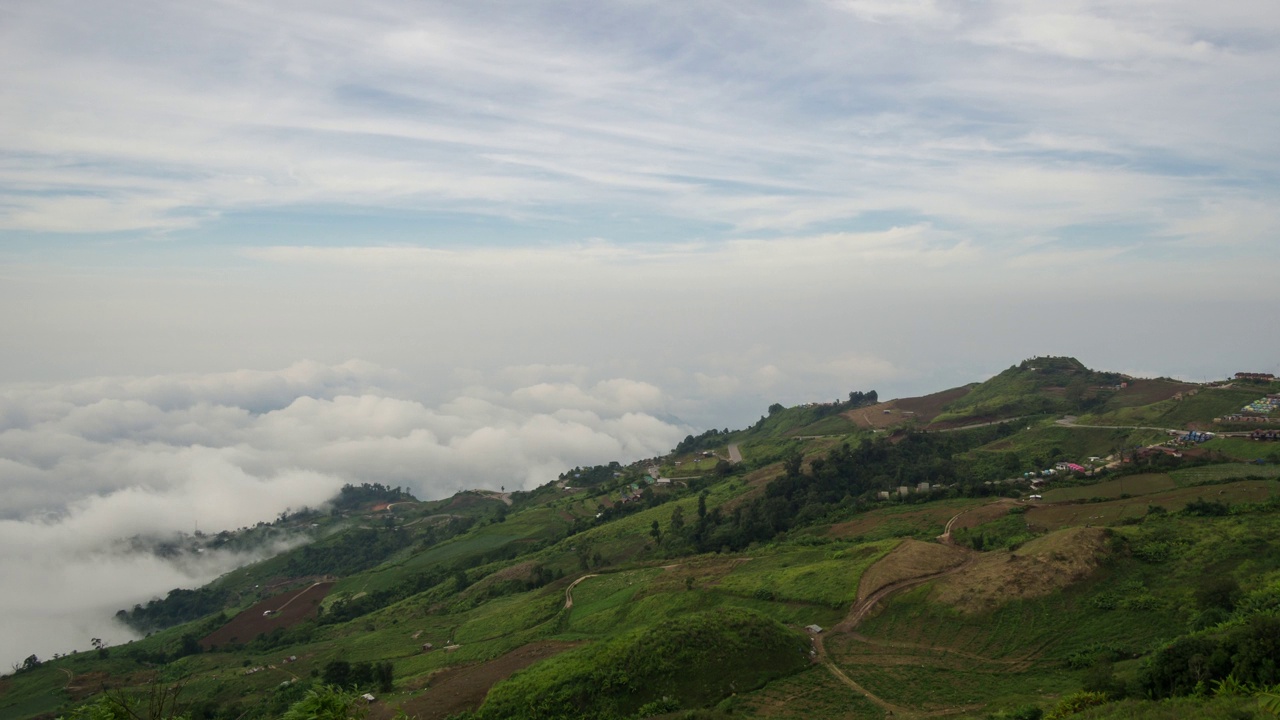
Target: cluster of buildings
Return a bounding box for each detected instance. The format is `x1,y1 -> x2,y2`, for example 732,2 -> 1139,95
1171,430 -> 1215,447
1218,394 -> 1280,424
1024,460 -> 1095,481
616,472 -> 668,504
1235,372 -> 1277,381
876,482 -> 936,499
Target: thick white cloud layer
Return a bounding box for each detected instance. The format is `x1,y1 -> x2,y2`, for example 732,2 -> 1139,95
0,361 -> 687,668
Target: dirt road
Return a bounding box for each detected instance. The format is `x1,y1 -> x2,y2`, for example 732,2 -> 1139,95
811,504 -> 1010,718
563,574 -> 598,610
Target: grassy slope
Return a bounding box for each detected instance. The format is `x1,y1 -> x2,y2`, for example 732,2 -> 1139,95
11,366 -> 1280,720
476,608 -> 810,720
1079,386 -> 1261,429
933,357 -> 1117,425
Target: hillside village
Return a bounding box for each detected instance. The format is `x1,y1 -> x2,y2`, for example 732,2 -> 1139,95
4,357 -> 1280,720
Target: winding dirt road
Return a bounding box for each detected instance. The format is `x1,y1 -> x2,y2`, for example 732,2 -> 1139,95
810,503 -> 1012,718
563,574 -> 598,610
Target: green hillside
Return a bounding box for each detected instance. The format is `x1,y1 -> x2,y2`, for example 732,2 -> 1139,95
6,360 -> 1280,720
932,356 -> 1125,425
1078,385 -> 1266,429
475,608 -> 809,719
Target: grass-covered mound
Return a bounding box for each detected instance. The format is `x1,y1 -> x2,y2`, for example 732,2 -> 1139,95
934,356 -> 1122,424
474,608 -> 810,719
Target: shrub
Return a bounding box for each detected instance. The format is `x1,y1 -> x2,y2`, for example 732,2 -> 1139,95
1045,691 -> 1108,719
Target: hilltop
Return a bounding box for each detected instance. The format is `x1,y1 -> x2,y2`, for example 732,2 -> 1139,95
4,357 -> 1280,720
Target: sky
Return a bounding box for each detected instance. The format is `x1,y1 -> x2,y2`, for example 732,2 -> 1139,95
2,0 -> 1279,667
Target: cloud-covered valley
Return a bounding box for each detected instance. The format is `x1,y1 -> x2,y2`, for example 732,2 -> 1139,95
0,361 -> 686,668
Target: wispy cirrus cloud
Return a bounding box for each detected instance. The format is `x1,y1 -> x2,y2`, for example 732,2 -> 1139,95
1,0 -> 1276,250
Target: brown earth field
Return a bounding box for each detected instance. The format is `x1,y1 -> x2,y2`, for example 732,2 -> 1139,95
720,461 -> 787,512
380,640 -> 582,720
932,527 -> 1110,614
1027,480 -> 1278,530
826,502 -> 978,539
856,539 -> 968,602
843,385 -> 974,430
1105,379 -> 1199,408
201,582 -> 334,649
948,500 -> 1022,532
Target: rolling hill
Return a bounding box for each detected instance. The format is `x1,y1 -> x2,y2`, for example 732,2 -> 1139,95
5,357 -> 1280,720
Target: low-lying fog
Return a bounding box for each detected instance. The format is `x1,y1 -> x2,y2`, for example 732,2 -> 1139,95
0,361 -> 686,669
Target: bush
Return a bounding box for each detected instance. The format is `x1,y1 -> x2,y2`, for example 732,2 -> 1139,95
1045,691 -> 1108,719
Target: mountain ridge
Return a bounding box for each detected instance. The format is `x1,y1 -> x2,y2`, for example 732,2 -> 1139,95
5,357 -> 1280,720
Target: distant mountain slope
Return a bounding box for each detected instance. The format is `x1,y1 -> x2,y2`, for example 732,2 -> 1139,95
931,356 -> 1125,425
9,357 -> 1280,720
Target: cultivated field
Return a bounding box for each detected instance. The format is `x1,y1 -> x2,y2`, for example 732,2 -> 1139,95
844,385 -> 975,429
1028,480 -> 1279,529
1041,474 -> 1177,502
378,641 -> 581,720
201,581 -> 333,649
826,499 -> 984,540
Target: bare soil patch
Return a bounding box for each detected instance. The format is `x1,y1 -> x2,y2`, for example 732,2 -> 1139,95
843,386 -> 974,430
827,504 -> 968,539
1109,379 -> 1199,408
857,539 -> 968,602
932,527 -> 1110,614
63,671 -> 110,701
1028,481 -> 1276,530
381,640 -> 581,720
947,502 -> 1017,532
201,582 -> 333,649
647,556 -> 752,593
720,462 -> 785,512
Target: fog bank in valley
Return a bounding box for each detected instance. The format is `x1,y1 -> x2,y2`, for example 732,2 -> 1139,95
0,361 -> 686,669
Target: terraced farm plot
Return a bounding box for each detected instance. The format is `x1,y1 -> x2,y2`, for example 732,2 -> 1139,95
843,563 -> 1181,712
1041,473 -> 1176,502
1098,379 -> 1199,409
1028,480 -> 1280,529
856,539 -> 967,601
1170,463 -> 1280,485
1202,437 -> 1280,461
201,582 -> 333,649
827,500 -> 983,540
717,542 -> 898,607
732,665 -> 882,719
972,425 -> 1162,463
836,662 -> 1069,714
565,568 -> 663,634
378,640 -> 583,720
1082,387 -> 1260,429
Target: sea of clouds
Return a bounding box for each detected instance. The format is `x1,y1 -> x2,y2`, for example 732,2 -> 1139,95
0,360 -> 686,669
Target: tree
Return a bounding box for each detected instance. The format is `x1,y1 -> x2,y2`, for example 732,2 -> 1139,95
782,450 -> 803,478
1195,575 -> 1241,612
374,662 -> 394,693
768,403 -> 785,416
322,660 -> 352,688
649,520 -> 660,542
670,506 -> 685,532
